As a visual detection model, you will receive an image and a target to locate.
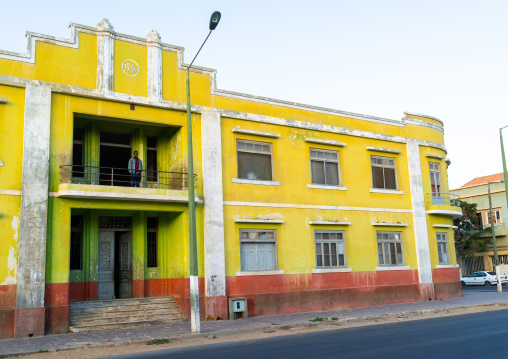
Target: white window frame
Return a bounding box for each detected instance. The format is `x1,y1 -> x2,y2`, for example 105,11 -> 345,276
376,231 -> 404,266
485,209 -> 502,225
314,230 -> 346,268
436,232 -> 449,265
236,139 -> 274,181
309,148 -> 341,186
371,155 -> 398,190
239,229 -> 278,271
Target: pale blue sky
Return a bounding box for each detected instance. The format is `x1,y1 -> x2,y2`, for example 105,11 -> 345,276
1,0 -> 507,188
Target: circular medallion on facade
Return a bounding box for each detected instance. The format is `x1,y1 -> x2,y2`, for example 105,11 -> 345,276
122,59 -> 139,77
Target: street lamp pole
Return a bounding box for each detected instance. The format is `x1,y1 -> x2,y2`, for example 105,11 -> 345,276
488,181 -> 502,293
500,126 -> 508,213
186,11 -> 221,334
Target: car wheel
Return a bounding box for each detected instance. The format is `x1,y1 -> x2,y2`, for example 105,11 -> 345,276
485,281 -> 492,286
461,281 -> 466,286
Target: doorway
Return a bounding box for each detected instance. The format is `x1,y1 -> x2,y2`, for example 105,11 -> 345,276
99,132 -> 132,187
98,216 -> 133,300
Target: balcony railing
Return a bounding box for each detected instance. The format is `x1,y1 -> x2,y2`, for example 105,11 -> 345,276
60,165 -> 195,190
426,193 -> 460,207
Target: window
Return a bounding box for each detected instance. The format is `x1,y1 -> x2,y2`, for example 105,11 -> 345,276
70,215 -> 83,270
147,217 -> 158,268
476,212 -> 484,228
240,229 -> 277,271
72,128 -> 85,178
436,232 -> 449,265
310,149 -> 340,186
371,156 -> 397,190
429,162 -> 442,196
377,231 -> 404,266
314,230 -> 346,268
486,210 -> 502,225
237,140 -> 273,181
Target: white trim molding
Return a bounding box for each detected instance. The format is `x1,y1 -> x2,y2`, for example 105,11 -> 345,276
426,209 -> 463,218
372,222 -> 408,227
432,224 -> 453,228
223,201 -> 413,213
236,270 -> 284,276
376,266 -> 410,271
234,218 -> 284,224
305,138 -> 346,147
0,98 -> 7,104
309,221 -> 351,226
369,188 -> 403,195
366,146 -> 402,154
0,189 -> 22,196
312,267 -> 352,273
403,111 -> 443,125
232,178 -> 280,186
307,184 -> 347,191
435,264 -> 454,269
426,154 -> 445,160
232,128 -> 280,138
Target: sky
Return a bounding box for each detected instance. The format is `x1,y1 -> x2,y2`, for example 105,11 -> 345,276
0,0 -> 506,189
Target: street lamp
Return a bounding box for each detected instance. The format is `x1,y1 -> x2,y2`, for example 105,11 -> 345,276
186,11 -> 221,334
500,126 -> 508,218
488,179 -> 503,293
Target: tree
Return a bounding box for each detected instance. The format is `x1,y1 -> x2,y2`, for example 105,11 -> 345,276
453,200 -> 492,259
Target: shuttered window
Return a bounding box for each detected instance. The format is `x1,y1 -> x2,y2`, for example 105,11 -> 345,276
240,229 -> 277,271
377,231 -> 404,266
70,215 -> 83,270
436,232 -> 449,265
310,149 -> 340,186
371,155 -> 397,190
237,140 -> 273,181
314,230 -> 346,268
147,217 -> 158,268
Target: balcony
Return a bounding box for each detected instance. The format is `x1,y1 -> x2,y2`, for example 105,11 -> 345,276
425,193 -> 462,218
55,165 -> 198,203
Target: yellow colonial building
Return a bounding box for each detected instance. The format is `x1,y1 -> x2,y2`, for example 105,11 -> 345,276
0,19 -> 461,339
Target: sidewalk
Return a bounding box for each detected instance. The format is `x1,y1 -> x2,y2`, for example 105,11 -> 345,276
2,291 -> 508,357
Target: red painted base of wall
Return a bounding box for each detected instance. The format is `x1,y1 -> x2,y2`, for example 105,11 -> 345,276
69,282 -> 98,302
0,284 -> 17,339
205,296 -> 228,320
14,307 -> 45,338
433,267 -> 462,300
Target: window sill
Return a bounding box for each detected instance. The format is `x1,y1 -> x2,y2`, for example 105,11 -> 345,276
307,184 -> 347,191
372,222 -> 408,227
312,267 -> 352,273
375,265 -> 410,271
436,264 -> 454,268
236,270 -> 284,276
232,178 -> 280,186
370,188 -> 403,195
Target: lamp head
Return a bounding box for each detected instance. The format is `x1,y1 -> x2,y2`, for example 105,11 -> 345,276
209,11 -> 221,30
502,178 -> 505,183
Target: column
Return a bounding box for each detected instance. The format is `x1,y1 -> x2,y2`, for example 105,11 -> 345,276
146,30 -> 162,102
201,110 -> 228,319
96,18 -> 114,96
407,141 -> 435,300
15,84 -> 51,337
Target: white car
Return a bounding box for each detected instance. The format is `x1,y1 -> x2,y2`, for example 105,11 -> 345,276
460,271 -> 508,286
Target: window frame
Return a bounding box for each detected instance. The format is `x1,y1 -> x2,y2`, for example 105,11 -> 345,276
376,231 -> 404,266
147,217 -> 159,268
370,155 -> 398,190
485,209 -> 502,225
236,139 -> 274,181
309,148 -> 341,186
436,232 -> 449,265
239,229 -> 278,271
314,230 -> 347,268
429,161 -> 442,196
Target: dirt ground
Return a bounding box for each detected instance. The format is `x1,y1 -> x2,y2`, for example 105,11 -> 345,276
16,304 -> 508,359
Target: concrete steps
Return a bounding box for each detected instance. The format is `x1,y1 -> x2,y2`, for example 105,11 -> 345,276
69,296 -> 185,333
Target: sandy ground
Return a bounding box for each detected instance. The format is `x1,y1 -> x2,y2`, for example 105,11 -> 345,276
15,304 -> 506,359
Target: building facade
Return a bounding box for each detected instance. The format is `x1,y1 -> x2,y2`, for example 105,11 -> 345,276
0,20 -> 462,339
451,173 -> 508,275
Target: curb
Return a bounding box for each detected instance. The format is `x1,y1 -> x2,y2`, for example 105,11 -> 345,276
1,302 -> 507,358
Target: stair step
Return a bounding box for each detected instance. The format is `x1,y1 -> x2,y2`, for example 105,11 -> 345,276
70,296 -> 174,309
70,302 -> 179,314
69,317 -> 185,333
70,307 -> 181,320
71,312 -> 183,326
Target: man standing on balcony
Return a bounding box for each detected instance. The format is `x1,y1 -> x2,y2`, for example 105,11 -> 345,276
128,151 -> 143,187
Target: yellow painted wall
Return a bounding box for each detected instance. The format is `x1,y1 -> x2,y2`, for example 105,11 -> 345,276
113,40 -> 147,97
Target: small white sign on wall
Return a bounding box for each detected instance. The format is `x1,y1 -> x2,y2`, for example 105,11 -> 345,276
122,59 -> 139,77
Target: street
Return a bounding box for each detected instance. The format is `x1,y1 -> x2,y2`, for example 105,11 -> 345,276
462,285 -> 508,292
103,309 -> 508,359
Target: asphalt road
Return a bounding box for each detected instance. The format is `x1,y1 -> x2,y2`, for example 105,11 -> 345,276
462,285 -> 508,292
103,309 -> 508,359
